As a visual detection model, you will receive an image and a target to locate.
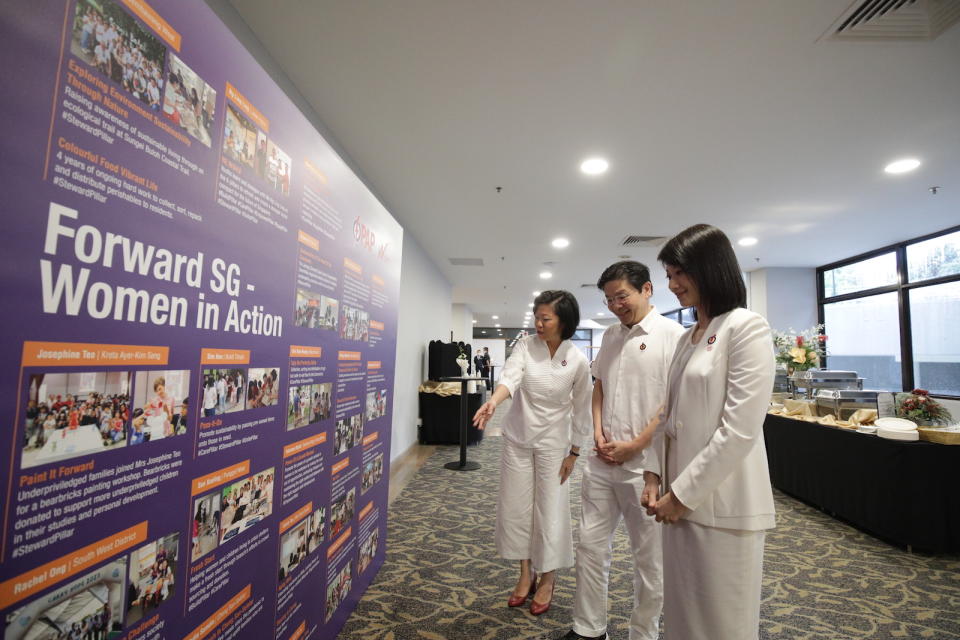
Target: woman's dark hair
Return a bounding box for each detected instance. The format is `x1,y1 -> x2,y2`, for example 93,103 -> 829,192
533,290 -> 580,341
657,224 -> 746,317
596,260 -> 652,293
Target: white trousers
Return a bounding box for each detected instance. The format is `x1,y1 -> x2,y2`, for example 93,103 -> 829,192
573,455 -> 663,640
496,440 -> 573,573
662,519 -> 765,640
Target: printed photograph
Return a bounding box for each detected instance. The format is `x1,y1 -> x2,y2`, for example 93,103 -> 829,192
286,384 -> 312,430
21,371 -> 130,469
307,506 -> 326,553
246,368 -> 281,408
162,53 -> 216,147
219,468 -> 275,544
70,0 -> 166,110
200,368 -> 246,417
358,528 -> 379,574
5,559 -> 127,640
131,370 -> 190,444
361,452 -> 384,495
223,103 -> 257,168
324,561 -> 353,623
334,413 -> 363,456
340,305 -> 369,342
190,490 -> 221,562
265,139 -> 292,195
125,533 -> 179,626
330,487 -> 356,539
365,388 -> 387,422
294,289 -> 338,331
310,383 -> 332,425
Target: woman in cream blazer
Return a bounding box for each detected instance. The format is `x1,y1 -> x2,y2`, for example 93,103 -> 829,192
648,224 -> 776,640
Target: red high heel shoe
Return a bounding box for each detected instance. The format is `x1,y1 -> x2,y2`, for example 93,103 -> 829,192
507,573 -> 537,607
529,581 -> 553,616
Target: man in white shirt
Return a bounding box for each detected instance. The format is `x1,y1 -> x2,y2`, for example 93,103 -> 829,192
564,261 -> 684,640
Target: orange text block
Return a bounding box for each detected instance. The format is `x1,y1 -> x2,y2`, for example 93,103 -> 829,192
338,351 -> 361,361
297,230 -> 319,251
200,348 -> 250,365
120,0 -> 181,50
289,621 -> 307,640
371,275 -> 385,287
332,458 -> 350,475
0,521 -> 148,608
289,345 -> 322,358
327,527 -> 352,559
362,432 -> 378,446
192,461 -> 250,496
367,361 -> 381,370
225,83 -> 269,132
22,342 -> 168,367
183,584 -> 251,640
279,502 -> 313,535
359,501 -> 373,521
283,433 -> 327,459
369,320 -> 385,331
343,258 -> 362,275
303,160 -> 327,184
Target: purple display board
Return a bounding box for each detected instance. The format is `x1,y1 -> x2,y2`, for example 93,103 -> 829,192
0,1 -> 401,638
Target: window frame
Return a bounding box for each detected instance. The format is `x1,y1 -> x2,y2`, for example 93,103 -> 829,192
817,223 -> 960,399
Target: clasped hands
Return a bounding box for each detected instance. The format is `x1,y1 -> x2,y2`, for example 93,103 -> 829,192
640,471 -> 690,525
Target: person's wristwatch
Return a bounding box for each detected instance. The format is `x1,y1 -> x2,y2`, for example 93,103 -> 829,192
568,449 -> 579,457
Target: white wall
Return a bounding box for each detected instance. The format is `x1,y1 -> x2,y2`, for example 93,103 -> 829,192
450,304 -> 474,343
390,233 -> 452,460
748,268 -> 818,332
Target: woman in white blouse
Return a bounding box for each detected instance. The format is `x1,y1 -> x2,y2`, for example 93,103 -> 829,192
473,290 -> 593,616
647,224 -> 776,639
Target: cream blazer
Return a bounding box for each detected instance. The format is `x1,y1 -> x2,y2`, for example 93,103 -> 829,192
659,307 -> 776,531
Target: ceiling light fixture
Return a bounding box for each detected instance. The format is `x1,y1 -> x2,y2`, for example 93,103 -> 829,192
539,271 -> 552,279
884,158 -> 921,174
472,319 -> 477,323
532,291 -> 541,296
551,238 -> 570,249
738,237 -> 758,247
580,157 -> 609,175
492,315 -> 499,320
528,303 -> 534,308
495,323 -> 501,327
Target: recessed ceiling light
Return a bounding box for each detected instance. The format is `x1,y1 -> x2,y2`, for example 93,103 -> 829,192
532,291 -> 541,296
495,323 -> 500,327
492,315 -> 499,320
539,271 -> 552,279
596,312 -> 604,316
551,237 -> 570,249
481,331 -> 486,334
738,237 -> 758,247
528,303 -> 534,308
884,158 -> 921,174
472,319 -> 477,323
580,157 -> 609,175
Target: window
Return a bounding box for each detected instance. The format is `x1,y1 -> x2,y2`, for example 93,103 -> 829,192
822,252 -> 897,298
818,224 -> 960,398
822,293 -> 902,390
910,282 -> 960,396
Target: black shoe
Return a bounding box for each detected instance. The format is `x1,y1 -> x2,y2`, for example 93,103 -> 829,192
560,631 -> 606,640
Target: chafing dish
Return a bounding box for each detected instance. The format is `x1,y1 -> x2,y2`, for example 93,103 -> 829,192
814,389 -> 880,420
789,369 -> 863,399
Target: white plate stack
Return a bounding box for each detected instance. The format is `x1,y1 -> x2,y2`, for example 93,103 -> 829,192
875,417 -> 919,441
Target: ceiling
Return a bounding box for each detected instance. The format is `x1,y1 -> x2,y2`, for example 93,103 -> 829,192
227,0 -> 960,328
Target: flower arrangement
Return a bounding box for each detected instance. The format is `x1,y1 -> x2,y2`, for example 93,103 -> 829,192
772,325 -> 827,373
896,389 -> 953,425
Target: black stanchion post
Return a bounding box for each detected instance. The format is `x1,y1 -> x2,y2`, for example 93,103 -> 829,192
440,376 -> 484,471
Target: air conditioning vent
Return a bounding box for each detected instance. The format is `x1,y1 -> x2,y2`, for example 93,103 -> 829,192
621,235 -> 667,247
448,257 -> 484,266
822,0 -> 960,41
580,283 -> 595,288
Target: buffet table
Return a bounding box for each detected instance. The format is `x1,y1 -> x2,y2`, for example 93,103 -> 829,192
763,414 -> 960,552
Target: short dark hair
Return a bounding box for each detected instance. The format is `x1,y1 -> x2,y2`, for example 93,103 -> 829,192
657,224 -> 746,317
533,290 -> 580,341
596,260 -> 652,293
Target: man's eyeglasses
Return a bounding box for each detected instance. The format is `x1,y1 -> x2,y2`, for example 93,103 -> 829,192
603,292 -> 634,306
